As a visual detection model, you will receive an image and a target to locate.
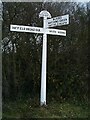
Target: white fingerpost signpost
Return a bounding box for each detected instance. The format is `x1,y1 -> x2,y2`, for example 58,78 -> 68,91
10,10 -> 69,106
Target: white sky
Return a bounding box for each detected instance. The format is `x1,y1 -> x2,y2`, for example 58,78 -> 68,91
72,0 -> 90,2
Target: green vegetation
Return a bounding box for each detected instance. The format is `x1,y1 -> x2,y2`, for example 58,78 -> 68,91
2,2 -> 89,119
3,99 -> 88,118
3,1 -> 88,102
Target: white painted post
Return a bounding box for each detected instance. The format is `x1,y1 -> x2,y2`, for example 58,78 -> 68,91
40,17 -> 47,106
39,11 -> 51,106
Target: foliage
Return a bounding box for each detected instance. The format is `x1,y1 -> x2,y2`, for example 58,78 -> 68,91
2,2 -> 88,104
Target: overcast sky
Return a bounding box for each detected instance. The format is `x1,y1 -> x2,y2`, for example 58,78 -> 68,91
73,0 -> 89,2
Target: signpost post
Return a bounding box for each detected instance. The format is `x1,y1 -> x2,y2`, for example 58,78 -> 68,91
10,10 -> 69,106
39,11 -> 51,106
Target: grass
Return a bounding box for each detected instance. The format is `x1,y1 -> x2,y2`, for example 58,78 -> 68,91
2,98 -> 89,119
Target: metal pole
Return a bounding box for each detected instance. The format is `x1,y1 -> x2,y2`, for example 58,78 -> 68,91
0,0 -> 2,119
40,16 -> 47,106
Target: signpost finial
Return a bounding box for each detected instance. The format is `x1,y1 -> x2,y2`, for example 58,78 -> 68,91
39,10 -> 51,18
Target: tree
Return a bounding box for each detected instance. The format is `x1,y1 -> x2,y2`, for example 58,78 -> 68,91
2,2 -> 88,103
